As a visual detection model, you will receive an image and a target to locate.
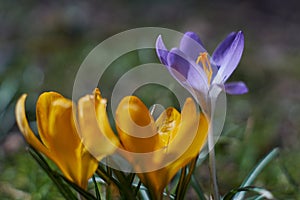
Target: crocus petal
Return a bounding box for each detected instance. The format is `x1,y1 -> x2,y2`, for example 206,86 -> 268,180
36,92 -> 64,149
167,98 -> 208,168
39,96 -> 97,188
135,107 -> 181,196
116,96 -> 157,153
137,168 -> 170,198
17,92 -> 99,189
167,48 -> 209,106
156,35 -> 169,65
155,107 -> 181,149
224,81 -> 248,95
137,98 -> 209,196
78,148 -> 99,189
78,89 -> 119,160
46,98 -> 83,180
179,32 -> 206,61
15,94 -> 52,159
211,31 -> 244,82
50,98 -> 98,188
149,101 -> 208,195
47,98 -> 81,154
148,112 -> 208,195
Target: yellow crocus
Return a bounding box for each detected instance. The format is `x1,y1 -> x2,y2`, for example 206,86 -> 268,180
15,89 -> 118,189
115,96 -> 209,198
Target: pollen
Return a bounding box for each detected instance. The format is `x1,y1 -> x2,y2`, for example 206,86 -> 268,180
196,52 -> 213,85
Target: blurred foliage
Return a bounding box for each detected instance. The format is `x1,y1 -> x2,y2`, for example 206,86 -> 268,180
0,150 -> 63,199
1,0 -> 300,199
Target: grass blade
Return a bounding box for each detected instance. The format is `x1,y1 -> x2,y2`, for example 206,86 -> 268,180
223,186 -> 274,200
191,175 -> 206,200
28,147 -> 77,200
60,174 -> 97,200
93,175 -> 101,200
233,148 -> 279,200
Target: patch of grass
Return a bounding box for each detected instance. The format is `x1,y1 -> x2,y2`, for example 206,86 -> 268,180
0,149 -> 63,199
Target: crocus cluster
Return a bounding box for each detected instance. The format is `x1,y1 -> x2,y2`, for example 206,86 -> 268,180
16,88 -> 208,198
16,30 -> 248,199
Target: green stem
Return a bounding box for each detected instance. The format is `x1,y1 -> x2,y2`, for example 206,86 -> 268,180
148,189 -> 163,200
208,131 -> 219,200
134,181 -> 142,196
179,156 -> 198,199
112,169 -> 136,200
128,173 -> 136,185
96,165 -> 122,189
95,168 -> 112,185
175,166 -> 187,199
92,175 -> 101,200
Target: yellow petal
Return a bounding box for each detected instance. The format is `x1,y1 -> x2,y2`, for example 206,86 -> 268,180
17,93 -> 98,189
167,98 -> 205,159
137,98 -> 209,195
162,99 -> 208,187
77,146 -> 99,189
93,89 -> 120,149
78,88 -> 119,161
116,96 -> 157,153
47,97 -> 98,189
47,98 -> 82,154
137,168 -> 170,198
36,92 -> 64,149
155,107 -> 181,150
46,98 -> 96,187
177,112 -> 208,162
49,98 -> 98,188
15,94 -> 52,159
37,95 -> 95,188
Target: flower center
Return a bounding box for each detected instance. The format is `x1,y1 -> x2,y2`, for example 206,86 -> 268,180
196,52 -> 213,85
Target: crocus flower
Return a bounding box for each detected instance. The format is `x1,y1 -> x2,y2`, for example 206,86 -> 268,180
156,31 -> 248,114
15,89 -> 119,189
115,96 -> 208,198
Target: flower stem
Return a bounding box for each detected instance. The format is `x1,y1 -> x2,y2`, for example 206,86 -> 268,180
208,131 -> 219,200
179,156 -> 198,199
175,166 -> 186,199
149,190 -> 163,200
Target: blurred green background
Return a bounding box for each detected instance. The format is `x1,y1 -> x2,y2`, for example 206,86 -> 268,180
0,0 -> 299,199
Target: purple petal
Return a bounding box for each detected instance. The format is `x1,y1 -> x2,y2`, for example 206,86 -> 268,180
156,35 -> 169,65
167,48 -> 209,102
179,32 -> 207,61
224,81 -> 248,95
167,48 -> 190,78
211,31 -> 244,83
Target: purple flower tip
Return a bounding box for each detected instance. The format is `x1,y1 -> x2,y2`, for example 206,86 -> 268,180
184,32 -> 204,46
156,35 -> 169,65
225,81 -> 248,95
211,31 -> 244,83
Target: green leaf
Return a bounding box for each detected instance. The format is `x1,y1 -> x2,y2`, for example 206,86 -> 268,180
112,169 -> 136,199
223,186 -> 274,200
232,148 -> 279,200
28,146 -> 98,200
28,147 -> 77,200
59,175 -> 97,200
191,175 -> 206,200
93,175 -> 101,200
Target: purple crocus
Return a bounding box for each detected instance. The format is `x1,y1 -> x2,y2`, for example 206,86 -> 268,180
156,31 -> 248,112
